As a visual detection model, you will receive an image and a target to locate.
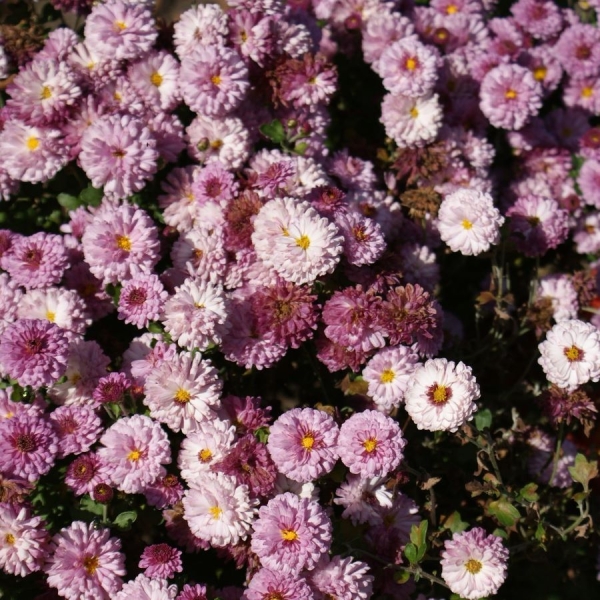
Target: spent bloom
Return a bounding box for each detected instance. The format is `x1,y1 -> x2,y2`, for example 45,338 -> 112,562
404,358 -> 480,432
538,319 -> 600,391
267,408 -> 339,483
440,528 -> 509,600
337,410 -> 406,478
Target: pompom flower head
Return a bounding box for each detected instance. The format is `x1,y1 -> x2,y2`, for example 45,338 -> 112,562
440,528 -> 509,600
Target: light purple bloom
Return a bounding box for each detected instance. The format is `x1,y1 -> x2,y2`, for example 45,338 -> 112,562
65,452 -> 111,496
308,555 -> 373,600
115,574 -> 177,600
118,273 -> 168,328
243,567 -> 313,600
49,405 -> 103,459
139,543 -> 183,580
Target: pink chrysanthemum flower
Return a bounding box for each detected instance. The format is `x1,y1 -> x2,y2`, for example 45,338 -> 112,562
183,472 -> 257,547
309,555 -> 373,600
49,405 -> 103,459
170,226 -> 227,282
118,273 -> 168,328
0,272 -> 21,335
437,188 -> 504,256
148,110 -> 186,163
380,92 -> 443,148
159,166 -> 202,233
277,54 -> 337,109
0,319 -> 68,389
84,1 -> 156,61
363,345 -> 420,412
115,574 -> 178,600
92,371 -> 131,406
536,275 -> 579,323
252,280 -> 318,349
173,4 -> 228,59
162,279 -> 229,351
144,351 -> 222,434
507,195 -> 569,257
243,567 -> 313,600
126,335 -> 177,385
363,12 -> 415,69
229,9 -> 274,67
440,528 -> 509,600
82,201 -> 160,285
379,37 -> 439,97
510,0 -> 562,40
180,45 -> 249,116
18,287 -> 90,341
574,212 -> 600,255
79,114 -> 158,200
563,76 -> 600,113
480,64 -> 542,130
139,544 -> 183,580
335,211 -> 386,267
334,474 -> 393,526
368,492 -> 421,548
404,358 -> 480,432
144,471 -> 185,510
65,452 -> 111,496
97,414 -> 171,494
578,159 -> 600,209
220,394 -> 272,435
251,492 -> 332,573
45,521 -> 126,600
3,232 -> 67,289
267,408 -> 339,483
0,120 -> 68,183
129,51 -> 181,111
555,23 -> 600,79
192,162 -> 239,207
337,410 -> 406,478
6,58 -> 81,126
0,412 -> 58,482
538,319 -> 600,392
252,197 -> 343,285
0,503 -> 49,577
316,334 -> 369,373
63,262 -> 113,321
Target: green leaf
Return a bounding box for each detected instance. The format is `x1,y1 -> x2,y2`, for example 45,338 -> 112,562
409,520 -> 428,560
535,522 -> 547,544
57,193 -> 81,211
443,511 -> 469,533
518,482 -> 539,503
79,185 -> 103,207
113,511 -> 137,529
474,408 -> 492,431
260,120 -> 286,144
488,498 -> 521,527
403,542 -> 418,564
568,453 -> 599,491
294,142 -> 308,155
80,497 -> 105,517
255,426 -> 269,444
147,321 -> 164,334
394,569 -> 411,584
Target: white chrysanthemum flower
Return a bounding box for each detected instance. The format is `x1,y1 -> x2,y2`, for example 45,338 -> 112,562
362,345 -> 420,412
536,275 -> 578,323
333,474 -> 393,526
441,528 -> 509,600
178,418 -> 236,484
182,472 -> 257,547
404,358 -> 480,432
144,351 -> 222,434
437,189 -> 504,256
538,319 -> 600,391
380,92 -> 443,148
252,197 -> 343,285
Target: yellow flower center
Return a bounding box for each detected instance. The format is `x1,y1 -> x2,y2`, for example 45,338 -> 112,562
301,434 -> 315,450
40,86 -> 52,99
115,21 -> 127,31
409,106 -> 419,119
113,91 -> 122,102
405,57 -> 418,71
128,449 -> 142,462
211,74 -> 222,86
280,529 -> 298,541
46,311 -> 56,322
295,235 -> 311,250
533,66 -> 547,81
83,555 -> 99,575
465,558 -> 483,574
363,437 -> 378,453
209,506 -> 222,519
430,384 -> 450,404
380,369 -> 395,383
210,139 -> 223,149
564,345 -> 583,362
115,235 -> 131,252
505,89 -> 517,100
462,219 -> 473,230
150,72 -> 163,87
26,137 -> 40,152
582,86 -> 593,98
446,3 -> 458,13
4,533 -> 15,545
199,448 -> 213,462
174,388 -> 191,404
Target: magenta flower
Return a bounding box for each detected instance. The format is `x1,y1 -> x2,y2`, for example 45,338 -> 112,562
139,543 -> 183,579
0,319 -> 68,389
267,408 -> 339,483
92,372 -> 131,405
335,211 -> 386,267
143,472 -> 184,510
337,410 -> 406,478
65,452 -> 111,496
79,114 -> 158,200
177,583 -> 208,600
118,273 -> 168,328
251,492 -> 332,573
173,4 -> 228,59
3,232 -> 67,289
45,521 -> 126,600
510,0 -> 562,41
49,405 -> 103,459
97,414 -> 171,494
243,567 -> 313,600
555,23 -> 600,79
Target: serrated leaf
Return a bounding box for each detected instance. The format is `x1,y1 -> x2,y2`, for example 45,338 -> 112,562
57,193 -> 81,211
519,482 -> 539,503
488,498 -> 520,527
475,408 -> 492,431
404,542 -> 418,564
409,520 -> 428,557
568,453 -> 598,491
443,511 -> 469,533
260,120 -> 286,144
113,511 -> 137,529
80,497 -> 105,517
